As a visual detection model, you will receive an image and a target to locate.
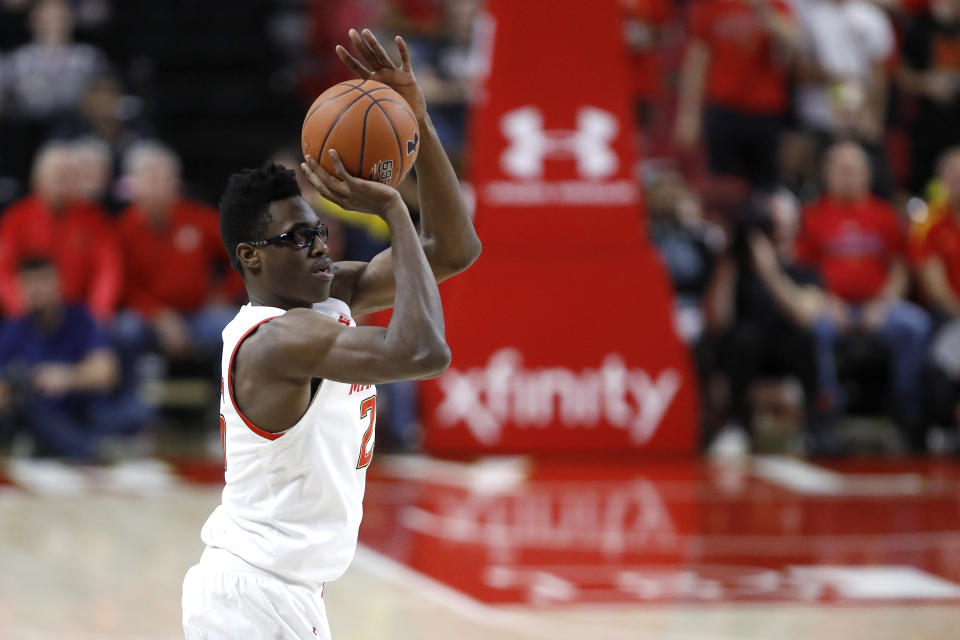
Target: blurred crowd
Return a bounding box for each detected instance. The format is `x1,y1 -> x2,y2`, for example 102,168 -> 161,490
0,0 -> 959,461
638,0 -> 960,457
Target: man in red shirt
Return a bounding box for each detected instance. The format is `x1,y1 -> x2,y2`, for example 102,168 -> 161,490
917,147 -> 960,442
621,0 -> 674,131
798,141 -> 931,445
674,0 -> 801,188
0,141 -> 122,321
112,143 -> 243,374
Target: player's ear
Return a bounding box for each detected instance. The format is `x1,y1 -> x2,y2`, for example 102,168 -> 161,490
236,243 -> 261,272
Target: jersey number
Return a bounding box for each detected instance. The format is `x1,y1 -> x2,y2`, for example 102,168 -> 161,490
357,396 -> 376,469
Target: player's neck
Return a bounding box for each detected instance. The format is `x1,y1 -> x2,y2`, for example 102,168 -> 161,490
247,290 -> 316,311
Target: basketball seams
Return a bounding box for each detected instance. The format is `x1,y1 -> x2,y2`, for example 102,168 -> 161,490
315,93 -> 372,164
303,79 -> 368,123
357,102 -> 379,178
372,98 -> 418,128
370,98 -> 409,182
303,80 -> 419,185
303,80 -> 391,128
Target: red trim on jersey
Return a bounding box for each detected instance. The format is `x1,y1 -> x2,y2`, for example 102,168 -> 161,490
227,316 -> 284,441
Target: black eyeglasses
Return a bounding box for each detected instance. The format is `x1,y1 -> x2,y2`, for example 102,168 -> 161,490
247,224 -> 328,249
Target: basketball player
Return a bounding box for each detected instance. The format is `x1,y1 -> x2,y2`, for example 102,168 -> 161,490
181,29 -> 481,639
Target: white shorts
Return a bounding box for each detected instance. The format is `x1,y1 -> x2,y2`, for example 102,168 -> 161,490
182,546 -> 330,640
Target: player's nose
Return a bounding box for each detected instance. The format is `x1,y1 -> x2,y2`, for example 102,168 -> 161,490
307,231 -> 327,256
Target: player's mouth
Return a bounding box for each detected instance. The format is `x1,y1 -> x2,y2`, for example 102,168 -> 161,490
312,258 -> 334,280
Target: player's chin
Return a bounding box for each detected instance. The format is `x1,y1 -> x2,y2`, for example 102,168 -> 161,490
308,274 -> 333,299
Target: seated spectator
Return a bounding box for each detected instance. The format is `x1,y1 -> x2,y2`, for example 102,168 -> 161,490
54,75 -> 150,213
70,136 -> 115,212
112,142 -> 243,378
0,141 -> 122,321
706,190 -> 831,457
0,257 -> 148,460
798,141 -> 931,447
794,0 -> 895,195
0,0 -> 109,188
674,0 -> 801,189
899,0 -> 960,194
916,147 -> 960,447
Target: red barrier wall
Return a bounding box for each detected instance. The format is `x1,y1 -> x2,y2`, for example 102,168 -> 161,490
420,0 -> 698,454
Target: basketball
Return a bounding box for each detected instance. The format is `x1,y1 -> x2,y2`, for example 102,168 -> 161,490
301,79 -> 420,188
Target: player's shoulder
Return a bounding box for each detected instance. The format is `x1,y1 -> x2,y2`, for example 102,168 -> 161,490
240,301 -> 350,351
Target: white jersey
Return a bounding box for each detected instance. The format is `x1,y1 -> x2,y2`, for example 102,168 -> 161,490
199,298 -> 376,590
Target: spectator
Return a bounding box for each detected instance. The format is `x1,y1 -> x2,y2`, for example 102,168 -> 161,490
798,141 -> 931,446
706,190 -> 831,457
70,136 -> 115,211
0,256 -> 147,460
794,0 -> 895,195
112,142 -> 243,373
391,0 -> 480,162
2,0 -> 107,120
0,141 -> 122,321
647,170 -> 720,345
899,0 -> 960,194
0,0 -> 109,188
916,147 -> 960,446
621,0 -> 675,148
53,74 -> 150,212
674,0 -> 801,189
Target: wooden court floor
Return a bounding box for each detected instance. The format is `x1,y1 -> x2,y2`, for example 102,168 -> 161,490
0,454 -> 958,639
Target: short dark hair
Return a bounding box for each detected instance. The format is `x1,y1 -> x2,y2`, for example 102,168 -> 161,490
219,162 -> 302,273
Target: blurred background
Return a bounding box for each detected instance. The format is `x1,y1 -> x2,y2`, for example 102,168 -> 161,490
1,0 -> 959,638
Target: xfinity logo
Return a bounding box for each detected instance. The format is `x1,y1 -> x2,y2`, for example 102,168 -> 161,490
435,348 -> 681,445
500,106 -> 619,179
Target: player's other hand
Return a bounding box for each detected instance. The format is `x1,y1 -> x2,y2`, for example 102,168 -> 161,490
336,28 -> 427,121
302,151 -> 404,219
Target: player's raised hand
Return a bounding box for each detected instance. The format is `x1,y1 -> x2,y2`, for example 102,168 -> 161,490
336,28 -> 427,121
302,150 -> 405,219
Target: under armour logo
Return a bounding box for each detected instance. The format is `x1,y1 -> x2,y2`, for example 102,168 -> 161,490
500,106 -> 619,179
407,132 -> 419,155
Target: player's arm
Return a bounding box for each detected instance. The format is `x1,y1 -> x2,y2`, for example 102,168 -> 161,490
317,29 -> 481,316
248,165 -> 450,384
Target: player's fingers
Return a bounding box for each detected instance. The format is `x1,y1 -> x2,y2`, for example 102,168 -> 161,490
336,45 -> 371,78
301,162 -> 333,195
303,164 -> 344,205
363,28 -> 398,69
348,28 -> 381,70
300,160 -> 324,189
328,149 -> 354,183
307,152 -> 350,194
395,36 -> 412,72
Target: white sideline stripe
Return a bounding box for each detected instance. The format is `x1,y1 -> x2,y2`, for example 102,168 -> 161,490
752,456 -> 925,496
352,544 -> 639,639
352,543 -> 551,637
752,456 -> 844,494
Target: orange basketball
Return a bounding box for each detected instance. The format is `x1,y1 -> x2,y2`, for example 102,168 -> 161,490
301,79 -> 420,188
